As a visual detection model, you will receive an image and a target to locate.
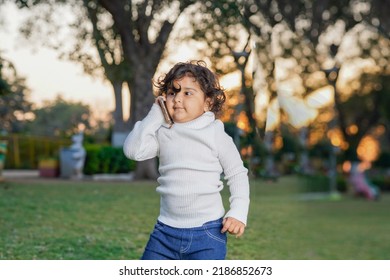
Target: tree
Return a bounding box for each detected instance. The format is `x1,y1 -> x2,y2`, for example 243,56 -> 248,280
78,0 -> 129,139
0,57 -> 11,96
191,0 -> 390,179
25,95 -> 92,137
0,55 -> 32,133
261,0 -> 389,196
270,0 -> 388,125
13,0 -> 198,179
94,0 -> 197,179
337,72 -> 390,161
367,0 -> 390,38
242,0 -> 290,178
17,0 -> 130,145
185,1 -> 267,176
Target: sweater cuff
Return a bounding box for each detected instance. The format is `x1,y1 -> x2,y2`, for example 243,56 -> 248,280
224,203 -> 249,226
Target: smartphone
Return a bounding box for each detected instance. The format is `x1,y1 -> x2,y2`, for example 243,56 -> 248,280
157,96 -> 174,127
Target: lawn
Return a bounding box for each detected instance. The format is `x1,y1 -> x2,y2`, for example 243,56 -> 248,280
0,176 -> 389,260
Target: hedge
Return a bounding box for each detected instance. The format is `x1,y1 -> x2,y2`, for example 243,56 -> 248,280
83,145 -> 136,175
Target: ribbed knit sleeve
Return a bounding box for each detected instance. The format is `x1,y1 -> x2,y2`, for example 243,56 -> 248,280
123,104 -> 165,161
214,120 -> 250,225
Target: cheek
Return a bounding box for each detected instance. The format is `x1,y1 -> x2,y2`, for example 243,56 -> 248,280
165,98 -> 174,108
165,99 -> 175,114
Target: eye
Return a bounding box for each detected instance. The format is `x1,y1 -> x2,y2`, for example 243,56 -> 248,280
167,91 -> 176,96
185,91 -> 192,96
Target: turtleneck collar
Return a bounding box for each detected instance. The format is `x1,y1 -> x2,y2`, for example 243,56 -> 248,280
162,111 -> 215,129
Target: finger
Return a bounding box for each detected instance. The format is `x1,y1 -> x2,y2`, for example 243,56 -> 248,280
221,222 -> 230,233
229,224 -> 240,235
221,219 -> 231,233
235,226 -> 245,238
223,223 -> 236,236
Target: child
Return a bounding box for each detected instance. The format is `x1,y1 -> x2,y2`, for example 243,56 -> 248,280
123,60 -> 250,260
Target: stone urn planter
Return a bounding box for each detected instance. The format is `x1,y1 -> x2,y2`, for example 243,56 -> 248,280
38,158 -> 59,177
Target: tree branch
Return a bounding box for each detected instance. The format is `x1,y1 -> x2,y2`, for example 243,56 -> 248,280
98,0 -> 136,62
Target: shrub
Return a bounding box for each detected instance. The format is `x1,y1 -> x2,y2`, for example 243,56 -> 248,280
373,150 -> 390,168
336,175 -> 348,193
84,145 -> 136,175
370,175 -> 390,192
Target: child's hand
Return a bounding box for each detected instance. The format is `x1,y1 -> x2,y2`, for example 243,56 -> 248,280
221,217 -> 246,238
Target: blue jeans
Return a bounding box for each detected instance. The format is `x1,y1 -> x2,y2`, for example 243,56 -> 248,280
141,218 -> 227,260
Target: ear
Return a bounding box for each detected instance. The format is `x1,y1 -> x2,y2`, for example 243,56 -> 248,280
204,97 -> 212,112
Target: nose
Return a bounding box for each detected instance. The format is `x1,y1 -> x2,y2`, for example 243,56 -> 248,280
173,92 -> 182,103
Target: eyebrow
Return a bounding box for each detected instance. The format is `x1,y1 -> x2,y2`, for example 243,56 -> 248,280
182,87 -> 199,93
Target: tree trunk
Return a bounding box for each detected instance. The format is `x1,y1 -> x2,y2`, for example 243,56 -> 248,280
126,65 -> 159,180
328,146 -> 338,193
111,81 -> 129,147
298,126 -> 311,174
264,130 -> 277,179
111,81 -> 125,132
134,158 -> 159,180
97,0 -> 193,179
233,45 -> 263,171
127,68 -> 155,129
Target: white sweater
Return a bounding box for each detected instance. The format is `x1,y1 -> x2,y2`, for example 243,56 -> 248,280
123,104 -> 250,228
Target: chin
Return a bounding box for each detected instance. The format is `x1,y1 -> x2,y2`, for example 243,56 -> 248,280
173,117 -> 189,123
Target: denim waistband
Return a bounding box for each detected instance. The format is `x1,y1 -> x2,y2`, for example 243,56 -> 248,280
156,218 -> 223,230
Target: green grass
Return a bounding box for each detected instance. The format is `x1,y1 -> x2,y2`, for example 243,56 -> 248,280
0,176 -> 389,260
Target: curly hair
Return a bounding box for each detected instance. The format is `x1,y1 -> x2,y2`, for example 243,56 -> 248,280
154,60 -> 226,117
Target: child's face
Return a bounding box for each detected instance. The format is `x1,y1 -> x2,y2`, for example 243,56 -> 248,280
165,75 -> 210,123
